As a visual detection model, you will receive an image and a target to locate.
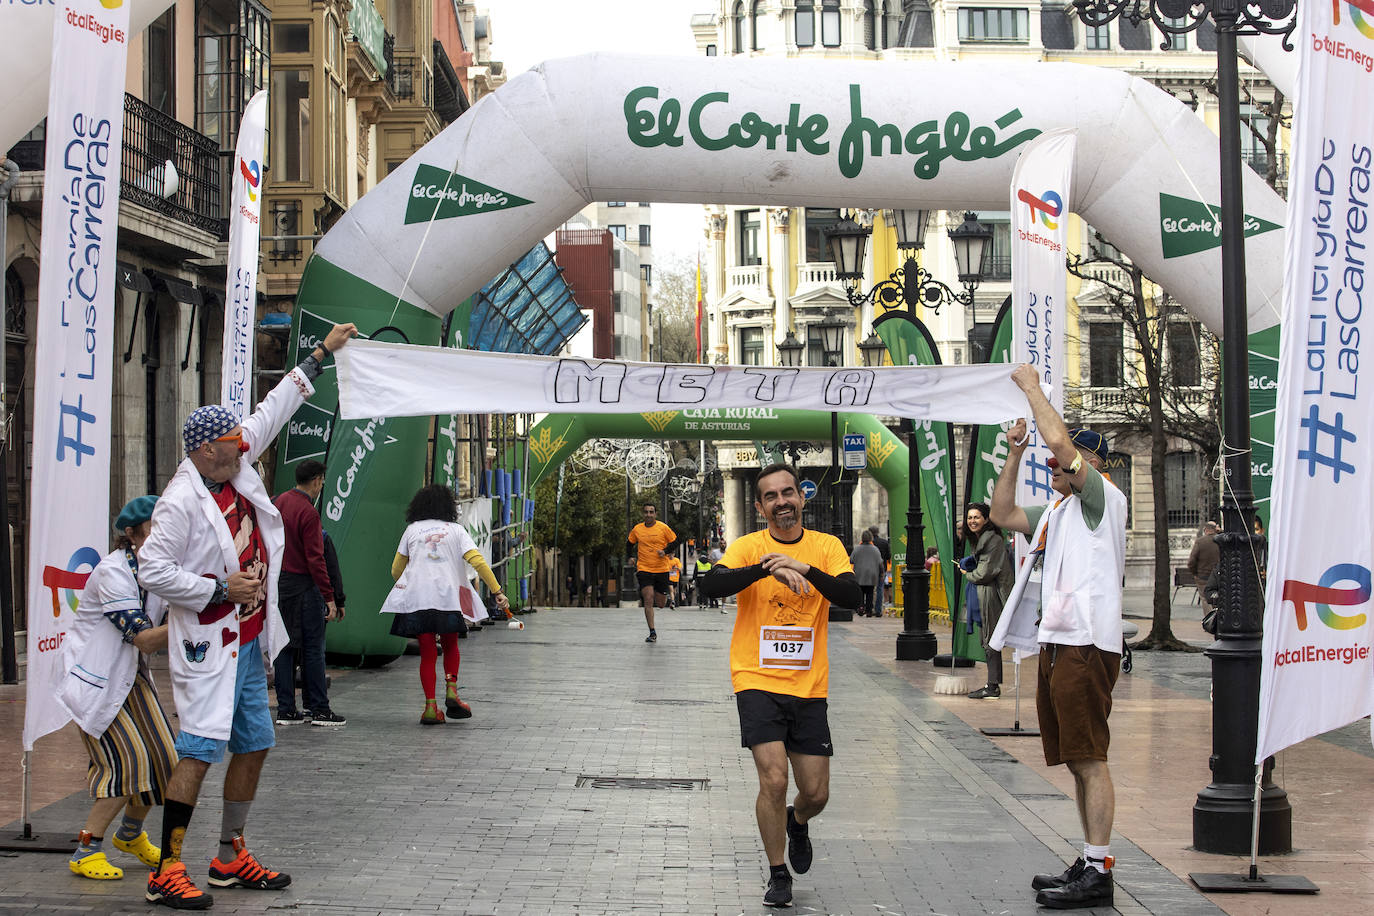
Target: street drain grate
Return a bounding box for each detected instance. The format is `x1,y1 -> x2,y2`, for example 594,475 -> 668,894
634,699 -> 719,706
576,776 -> 710,791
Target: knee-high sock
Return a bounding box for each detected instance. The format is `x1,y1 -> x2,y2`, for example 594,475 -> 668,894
440,632 -> 460,682
158,800 -> 195,873
418,634 -> 438,700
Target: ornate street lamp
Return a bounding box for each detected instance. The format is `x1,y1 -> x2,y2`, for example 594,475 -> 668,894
828,213 -> 987,660
776,329 -> 804,368
858,331 -> 887,368
1072,0 -> 1296,862
837,211 -> 991,315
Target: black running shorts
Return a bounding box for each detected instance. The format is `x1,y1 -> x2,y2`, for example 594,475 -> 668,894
636,571 -> 671,595
736,689 -> 833,757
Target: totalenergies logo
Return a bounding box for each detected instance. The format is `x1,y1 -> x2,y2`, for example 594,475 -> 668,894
41,546 -> 102,618
1017,188 -> 1063,230
239,158 -> 261,203
1334,0 -> 1374,40
1281,563 -> 1370,631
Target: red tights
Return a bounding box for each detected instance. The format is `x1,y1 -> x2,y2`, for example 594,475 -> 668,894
417,632 -> 460,700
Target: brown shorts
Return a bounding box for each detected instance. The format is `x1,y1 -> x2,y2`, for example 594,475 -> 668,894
1037,644 -> 1121,767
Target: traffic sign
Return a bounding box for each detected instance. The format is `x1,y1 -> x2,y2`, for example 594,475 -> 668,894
842,433 -> 868,470
799,479 -> 818,501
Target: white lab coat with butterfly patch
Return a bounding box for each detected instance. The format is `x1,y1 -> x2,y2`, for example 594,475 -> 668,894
139,369 -> 313,741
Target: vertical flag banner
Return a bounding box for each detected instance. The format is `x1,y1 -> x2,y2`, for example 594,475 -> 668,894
695,256 -> 704,362
23,0 -> 131,750
222,90 -> 268,419
1010,129 -> 1076,522
1256,0 -> 1374,762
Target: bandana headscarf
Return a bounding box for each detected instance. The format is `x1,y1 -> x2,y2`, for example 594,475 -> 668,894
183,405 -> 237,454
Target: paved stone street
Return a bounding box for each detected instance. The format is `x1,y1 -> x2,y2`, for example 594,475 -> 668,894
1,598 -> 1367,915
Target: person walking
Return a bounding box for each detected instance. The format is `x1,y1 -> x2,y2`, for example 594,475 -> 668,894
989,364 -> 1128,910
1186,521 -> 1221,611
960,502 -> 1014,699
381,485 -> 510,725
271,459 -> 344,726
849,530 -> 885,618
698,464 -> 861,909
628,502 -> 676,643
696,551 -> 721,609
866,525 -> 891,613
59,496 -> 176,882
137,322 -> 358,909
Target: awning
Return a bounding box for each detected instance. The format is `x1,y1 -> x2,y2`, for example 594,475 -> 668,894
470,242 -> 585,355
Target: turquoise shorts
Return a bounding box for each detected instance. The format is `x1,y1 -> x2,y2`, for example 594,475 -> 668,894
173,638 -> 276,764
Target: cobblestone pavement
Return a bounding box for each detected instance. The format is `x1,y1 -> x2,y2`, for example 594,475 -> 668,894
0,597 -> 1353,915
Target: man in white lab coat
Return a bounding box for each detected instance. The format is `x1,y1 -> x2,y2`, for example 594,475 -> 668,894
137,322 -> 356,909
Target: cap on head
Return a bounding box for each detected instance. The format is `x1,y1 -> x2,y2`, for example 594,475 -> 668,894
183,405 -> 237,454
115,495 -> 158,532
1067,427 -> 1109,465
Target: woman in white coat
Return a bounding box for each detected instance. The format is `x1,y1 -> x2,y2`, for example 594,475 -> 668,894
58,496 -> 175,880
383,485 -> 510,724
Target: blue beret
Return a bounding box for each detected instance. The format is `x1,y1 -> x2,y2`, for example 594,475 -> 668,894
1067,428 -> 1109,464
115,495 -> 158,532
183,405 -> 237,454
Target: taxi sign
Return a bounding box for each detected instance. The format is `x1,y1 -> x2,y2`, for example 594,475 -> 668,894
842,433 -> 867,470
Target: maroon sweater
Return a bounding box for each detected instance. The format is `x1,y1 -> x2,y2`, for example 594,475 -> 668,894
272,487 -> 334,603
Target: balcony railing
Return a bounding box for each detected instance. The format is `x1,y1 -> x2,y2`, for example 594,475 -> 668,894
726,264 -> 765,291
392,53 -> 432,107
121,94 -> 226,239
796,261 -> 836,287
7,97 -> 227,240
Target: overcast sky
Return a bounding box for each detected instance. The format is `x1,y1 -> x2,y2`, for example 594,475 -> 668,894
481,0 -> 713,268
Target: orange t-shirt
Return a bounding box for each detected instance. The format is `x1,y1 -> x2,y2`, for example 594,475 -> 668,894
629,521 -> 676,573
722,528 -> 852,699
668,558 -> 682,582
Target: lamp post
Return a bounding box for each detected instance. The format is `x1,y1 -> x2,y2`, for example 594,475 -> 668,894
777,324 -> 854,620
830,209 -> 990,661
1072,0 -> 1294,858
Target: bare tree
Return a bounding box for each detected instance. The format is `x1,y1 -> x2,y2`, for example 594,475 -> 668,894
1068,234 -> 1221,650
650,256 -> 705,364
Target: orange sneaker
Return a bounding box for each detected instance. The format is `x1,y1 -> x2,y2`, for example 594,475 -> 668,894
145,862 -> 214,909
207,837 -> 291,890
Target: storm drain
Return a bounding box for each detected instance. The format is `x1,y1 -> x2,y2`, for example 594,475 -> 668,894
576,776 -> 710,791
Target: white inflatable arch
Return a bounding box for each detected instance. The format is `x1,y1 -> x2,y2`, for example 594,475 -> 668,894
309,53 -> 1286,337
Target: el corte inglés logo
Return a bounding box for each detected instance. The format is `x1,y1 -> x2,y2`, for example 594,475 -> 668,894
1158,193 -> 1282,259
404,164 -> 533,224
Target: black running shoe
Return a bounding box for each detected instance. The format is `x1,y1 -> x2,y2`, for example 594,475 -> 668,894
309,709 -> 346,727
645,631 -> 657,643
1035,866 -> 1113,909
274,709 -> 306,726
763,872 -> 793,908
1032,856 -> 1086,891
786,806 -> 813,875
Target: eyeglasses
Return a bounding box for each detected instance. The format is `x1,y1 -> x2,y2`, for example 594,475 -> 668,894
214,432 -> 250,454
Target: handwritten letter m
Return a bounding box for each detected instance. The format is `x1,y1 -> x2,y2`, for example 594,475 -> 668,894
553,360 -> 628,404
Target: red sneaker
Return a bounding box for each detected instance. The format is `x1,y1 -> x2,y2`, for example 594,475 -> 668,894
207,837 -> 291,890
145,862 -> 214,909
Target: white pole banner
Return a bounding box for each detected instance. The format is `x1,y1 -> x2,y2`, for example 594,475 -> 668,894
1256,1 -> 1374,763
1010,129 -> 1076,514
23,0 -> 130,750
222,90 -> 268,420
334,338 -> 1029,424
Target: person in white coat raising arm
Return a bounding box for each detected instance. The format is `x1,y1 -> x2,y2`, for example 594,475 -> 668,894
136,322 -> 357,910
